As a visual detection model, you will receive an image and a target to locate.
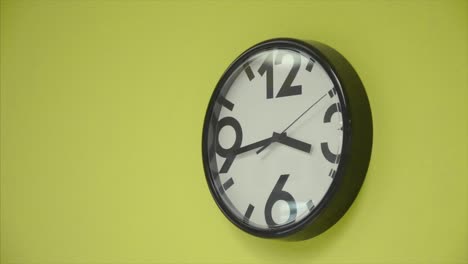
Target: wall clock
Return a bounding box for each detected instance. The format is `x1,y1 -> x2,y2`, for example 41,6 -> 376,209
202,38 -> 372,240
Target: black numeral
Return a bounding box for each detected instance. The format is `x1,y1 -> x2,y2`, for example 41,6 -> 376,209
321,143 -> 340,164
258,53 -> 274,99
216,116 -> 242,173
323,103 -> 340,123
275,52 -> 302,98
258,52 -> 302,99
215,98 -> 242,173
321,102 -> 341,164
265,174 -> 297,227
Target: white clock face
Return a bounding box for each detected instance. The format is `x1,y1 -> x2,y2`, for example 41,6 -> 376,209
206,48 -> 344,231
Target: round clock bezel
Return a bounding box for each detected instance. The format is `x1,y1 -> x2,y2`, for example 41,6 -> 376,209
202,38 -> 362,239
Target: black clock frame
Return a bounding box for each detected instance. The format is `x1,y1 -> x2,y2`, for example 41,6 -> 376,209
202,38 -> 372,240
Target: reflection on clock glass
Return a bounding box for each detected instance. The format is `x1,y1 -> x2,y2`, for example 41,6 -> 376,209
207,48 -> 343,230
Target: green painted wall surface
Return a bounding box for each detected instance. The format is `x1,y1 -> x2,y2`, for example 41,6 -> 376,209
1,1 -> 467,263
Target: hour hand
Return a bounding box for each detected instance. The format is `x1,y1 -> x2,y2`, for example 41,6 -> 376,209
257,132 -> 311,154
275,132 -> 312,153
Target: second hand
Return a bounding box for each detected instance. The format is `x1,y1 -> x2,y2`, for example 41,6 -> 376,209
256,92 -> 328,154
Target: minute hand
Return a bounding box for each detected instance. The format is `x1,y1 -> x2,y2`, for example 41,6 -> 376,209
233,138 -> 271,155
256,92 -> 328,154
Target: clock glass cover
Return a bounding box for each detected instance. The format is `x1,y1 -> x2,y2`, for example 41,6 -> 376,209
204,43 -> 347,235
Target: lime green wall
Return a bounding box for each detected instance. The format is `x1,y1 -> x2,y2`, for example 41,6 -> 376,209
1,1 -> 467,263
